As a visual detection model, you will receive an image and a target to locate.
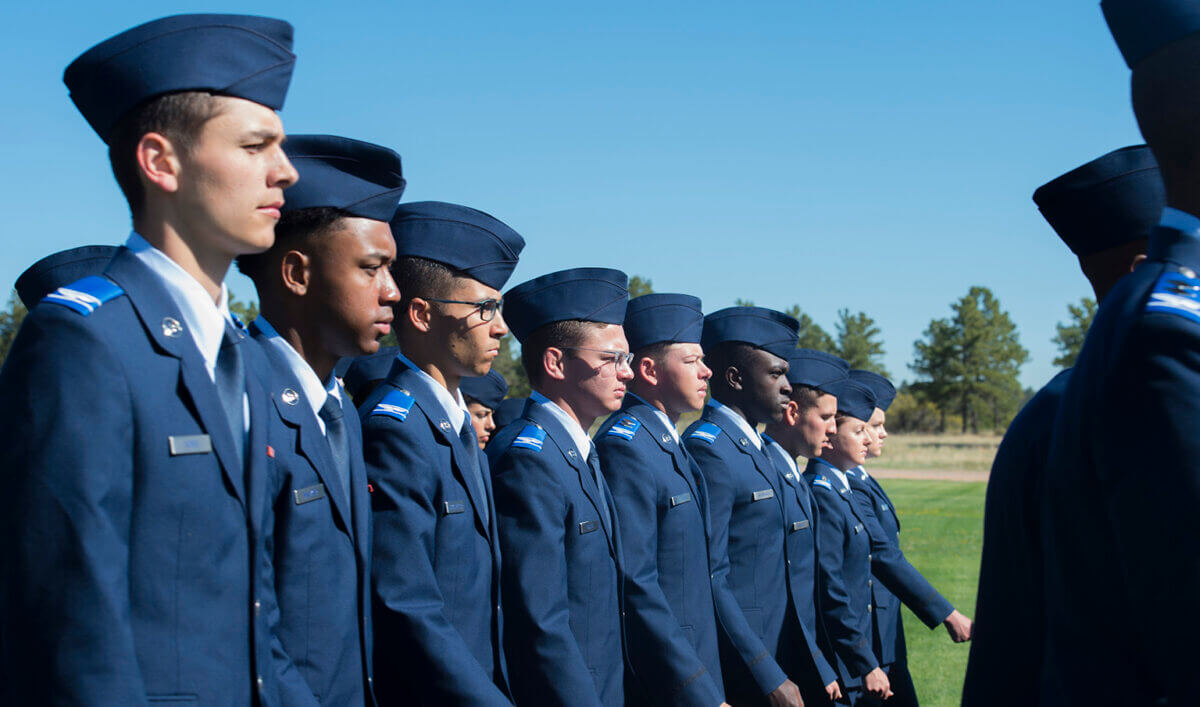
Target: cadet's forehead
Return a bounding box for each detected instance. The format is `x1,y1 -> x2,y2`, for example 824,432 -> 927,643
581,323 -> 628,349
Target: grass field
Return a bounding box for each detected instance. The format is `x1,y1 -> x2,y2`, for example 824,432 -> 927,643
876,434 -> 1000,472
877,478 -> 986,706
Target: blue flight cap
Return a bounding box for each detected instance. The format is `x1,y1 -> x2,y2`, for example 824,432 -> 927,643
16,245 -> 118,308
282,135 -> 405,222
623,293 -> 704,352
340,347 -> 399,400
849,370 -> 896,411
1102,0 -> 1200,68
1032,145 -> 1164,257
64,14 -> 296,143
460,370 -> 508,410
826,378 -> 877,421
701,306 -> 799,362
391,201 -> 526,291
492,397 -> 527,433
786,349 -> 850,392
503,268 -> 630,343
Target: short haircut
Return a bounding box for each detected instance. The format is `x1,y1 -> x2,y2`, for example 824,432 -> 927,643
392,256 -> 461,315
521,319 -> 607,386
107,91 -> 226,214
235,206 -> 346,284
705,340 -> 758,382
789,383 -> 826,414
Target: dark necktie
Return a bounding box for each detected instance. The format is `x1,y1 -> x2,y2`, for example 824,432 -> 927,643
458,421 -> 489,524
215,324 -> 245,464
586,445 -> 613,532
318,395 -> 352,504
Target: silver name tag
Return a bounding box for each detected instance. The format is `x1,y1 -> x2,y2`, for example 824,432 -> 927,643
168,434 -> 212,456
579,520 -> 599,534
752,489 -> 775,501
444,501 -> 466,515
792,520 -> 810,531
293,484 -> 326,505
670,493 -> 692,507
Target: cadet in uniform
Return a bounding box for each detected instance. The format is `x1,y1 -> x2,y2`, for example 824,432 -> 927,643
845,370 -> 971,707
1041,3 -> 1200,701
761,348 -> 851,705
14,246 -> 118,309
461,369 -> 509,450
682,306 -> 805,707
237,134 -> 407,705
804,381 -> 893,704
962,145 -> 1161,706
0,14 -> 298,704
359,202 -> 525,705
486,268 -> 632,706
592,293 -> 729,707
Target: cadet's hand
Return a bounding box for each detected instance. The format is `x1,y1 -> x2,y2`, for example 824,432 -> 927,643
943,609 -> 973,642
864,667 -> 893,700
766,678 -> 804,707
825,679 -> 843,701
720,703 -> 732,707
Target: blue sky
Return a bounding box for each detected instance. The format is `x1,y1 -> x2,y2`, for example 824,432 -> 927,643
1,1 -> 1139,388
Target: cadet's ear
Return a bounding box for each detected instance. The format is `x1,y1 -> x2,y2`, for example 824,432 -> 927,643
725,364 -> 743,392
543,346 -> 567,381
783,399 -> 800,426
638,355 -> 658,386
279,250 -> 311,297
136,132 -> 182,195
407,297 -> 434,333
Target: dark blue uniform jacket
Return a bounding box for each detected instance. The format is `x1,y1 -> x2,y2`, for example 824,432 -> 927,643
962,369 -> 1070,707
848,466 -> 953,668
250,323 -> 375,706
804,458 -> 881,689
595,394 -> 725,706
762,437 -> 841,690
486,393 -> 627,707
0,248 -> 277,705
1042,224 -> 1200,705
359,356 -> 509,705
683,402 -> 791,701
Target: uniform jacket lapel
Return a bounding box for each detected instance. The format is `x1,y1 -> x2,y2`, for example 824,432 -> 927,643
703,405 -> 785,516
527,401 -> 618,557
249,324 -> 354,535
105,249 -> 247,507
392,362 -> 492,538
622,399 -> 708,531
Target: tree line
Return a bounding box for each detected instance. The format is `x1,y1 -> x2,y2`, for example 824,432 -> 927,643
0,275 -> 1098,435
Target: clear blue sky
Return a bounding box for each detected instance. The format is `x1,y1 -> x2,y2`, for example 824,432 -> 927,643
0,1 -> 1140,388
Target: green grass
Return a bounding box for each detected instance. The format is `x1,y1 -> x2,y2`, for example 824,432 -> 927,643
878,478 -> 985,707
878,434 -> 1000,472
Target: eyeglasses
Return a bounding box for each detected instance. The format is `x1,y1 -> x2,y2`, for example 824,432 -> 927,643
562,346 -> 635,371
422,297 -> 503,322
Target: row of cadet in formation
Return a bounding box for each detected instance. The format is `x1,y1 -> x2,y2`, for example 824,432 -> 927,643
0,12 -> 978,707
963,1 -> 1200,705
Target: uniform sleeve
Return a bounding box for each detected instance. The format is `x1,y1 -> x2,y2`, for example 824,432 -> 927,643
491,445 -> 605,707
854,490 -> 954,628
0,311 -> 148,705
598,434 -> 724,706
363,413 -> 511,705
1096,313 -> 1200,698
810,486 -> 880,679
687,438 -> 789,696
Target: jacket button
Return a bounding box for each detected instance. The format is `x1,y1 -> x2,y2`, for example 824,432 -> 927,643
867,605 -> 873,613
868,579 -> 873,587
254,599 -> 261,616
256,676 -> 265,692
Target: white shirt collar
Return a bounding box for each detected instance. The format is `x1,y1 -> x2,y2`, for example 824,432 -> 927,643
854,465 -> 869,480
252,315 -> 333,431
531,391 -> 594,459
1160,206 -> 1200,236
395,351 -> 467,432
626,392 -> 680,443
126,231 -> 233,379
709,399 -> 762,449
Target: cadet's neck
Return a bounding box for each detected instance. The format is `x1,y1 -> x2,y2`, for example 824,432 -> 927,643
133,214 -> 231,303
535,383 -> 596,432
627,382 -> 680,424
763,422 -> 802,457
258,300 -> 337,382
397,329 -> 461,394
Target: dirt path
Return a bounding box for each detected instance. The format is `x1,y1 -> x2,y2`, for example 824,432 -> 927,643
869,468 -> 988,483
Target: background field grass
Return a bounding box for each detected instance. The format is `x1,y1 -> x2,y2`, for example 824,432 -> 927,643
876,478 -> 986,706
876,435 -> 1000,472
